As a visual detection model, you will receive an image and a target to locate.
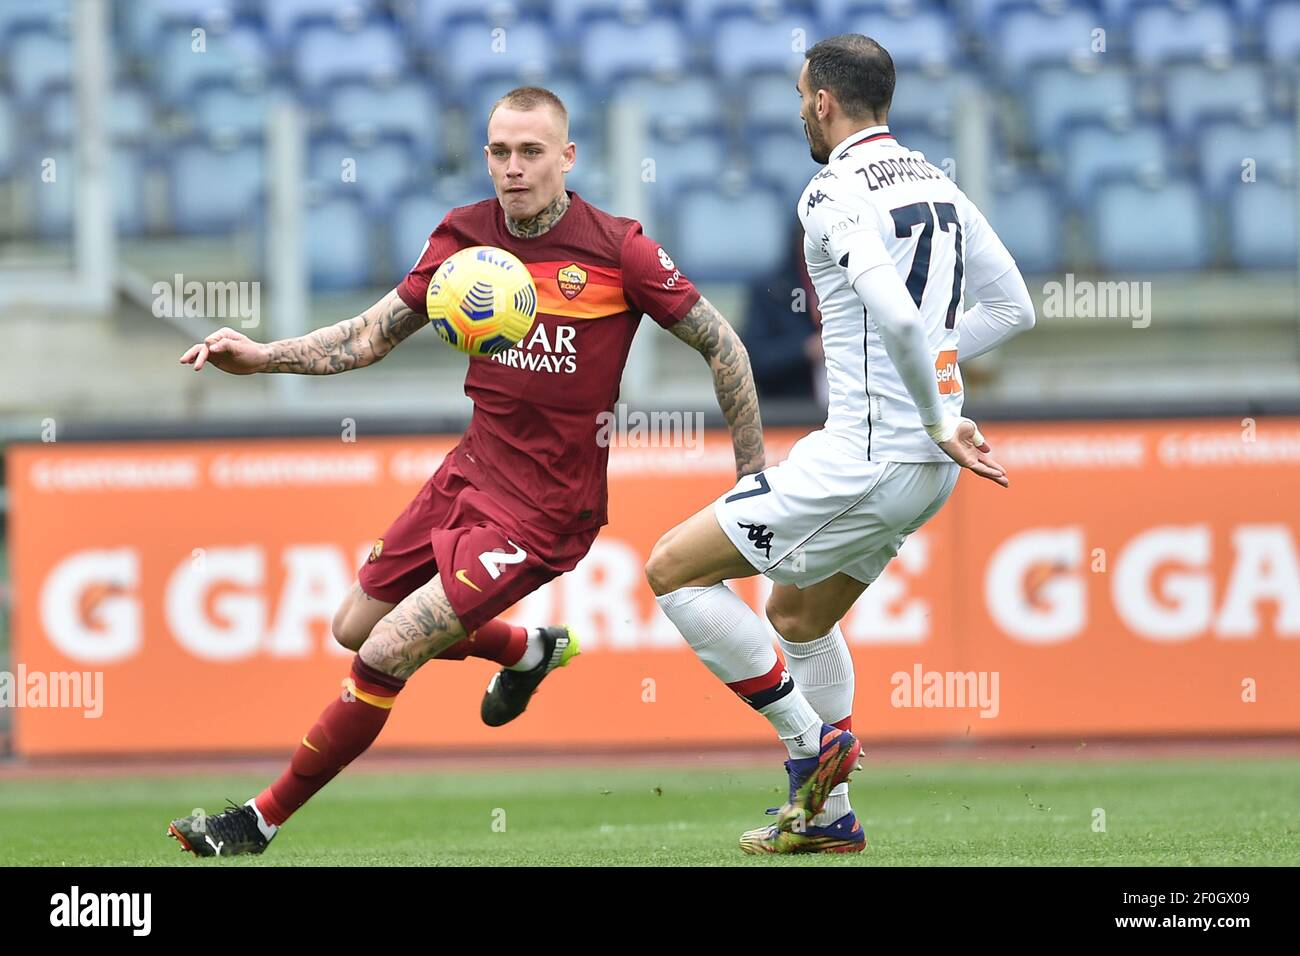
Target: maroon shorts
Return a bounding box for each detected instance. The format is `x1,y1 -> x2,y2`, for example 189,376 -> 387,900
356,452 -> 598,633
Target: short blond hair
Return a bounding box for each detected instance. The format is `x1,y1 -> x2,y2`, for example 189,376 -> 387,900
488,86 -> 570,139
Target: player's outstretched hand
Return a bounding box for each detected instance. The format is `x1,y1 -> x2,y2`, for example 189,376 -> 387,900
179,327 -> 269,375
937,417 -> 1010,488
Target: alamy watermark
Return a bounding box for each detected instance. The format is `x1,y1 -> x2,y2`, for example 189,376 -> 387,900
890,664 -> 1000,719
152,274 -> 261,328
1042,274 -> 1152,329
595,404 -> 705,455
0,666 -> 103,718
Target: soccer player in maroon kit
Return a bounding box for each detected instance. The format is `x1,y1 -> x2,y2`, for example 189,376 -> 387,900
166,87 -> 766,856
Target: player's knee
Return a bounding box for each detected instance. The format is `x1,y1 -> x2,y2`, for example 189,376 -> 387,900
765,599 -> 825,644
331,604 -> 367,652
645,531 -> 683,596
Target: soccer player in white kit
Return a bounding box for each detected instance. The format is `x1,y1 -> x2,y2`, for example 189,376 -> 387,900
645,34 -> 1037,854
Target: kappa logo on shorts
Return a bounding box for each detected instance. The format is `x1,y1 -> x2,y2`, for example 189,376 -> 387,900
367,538 -> 383,562
737,522 -> 774,559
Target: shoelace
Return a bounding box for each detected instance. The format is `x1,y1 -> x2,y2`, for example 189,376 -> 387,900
205,800 -> 258,846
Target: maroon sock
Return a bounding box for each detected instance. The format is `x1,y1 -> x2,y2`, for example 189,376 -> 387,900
437,619 -> 529,666
255,657 -> 405,826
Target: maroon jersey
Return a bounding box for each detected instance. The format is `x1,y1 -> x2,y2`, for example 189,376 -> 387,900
396,191 -> 701,534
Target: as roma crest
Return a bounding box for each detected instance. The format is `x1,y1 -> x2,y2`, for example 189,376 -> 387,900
557,263 -> 588,300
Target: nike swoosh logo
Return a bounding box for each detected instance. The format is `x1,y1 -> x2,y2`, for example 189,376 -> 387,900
455,569 -> 482,592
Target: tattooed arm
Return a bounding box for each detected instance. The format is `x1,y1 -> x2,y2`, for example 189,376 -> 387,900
179,289 -> 427,375
669,296 -> 766,479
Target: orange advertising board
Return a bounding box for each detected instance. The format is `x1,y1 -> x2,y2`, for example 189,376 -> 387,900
7,419 -> 1300,755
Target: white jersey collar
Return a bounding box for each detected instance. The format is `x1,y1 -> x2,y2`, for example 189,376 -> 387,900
828,125 -> 894,160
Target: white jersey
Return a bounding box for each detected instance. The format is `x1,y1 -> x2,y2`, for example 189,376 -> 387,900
797,125 -> 1018,462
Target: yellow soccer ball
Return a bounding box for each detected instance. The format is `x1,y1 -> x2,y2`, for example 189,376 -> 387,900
426,246 -> 538,356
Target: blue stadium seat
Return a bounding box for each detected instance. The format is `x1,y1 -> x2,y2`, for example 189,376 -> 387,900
1130,2 -> 1237,69
988,178 -> 1062,275
1162,64 -> 1269,138
618,76 -> 720,139
888,69 -> 968,135
551,0 -> 653,30
821,0 -> 929,30
741,72 -> 804,136
29,146 -> 148,238
682,0 -> 817,32
1062,121 -> 1169,205
1198,120 -> 1296,198
580,17 -> 687,85
1226,173 -> 1297,268
1027,66 -> 1135,149
1261,1 -> 1300,67
7,26 -> 72,104
994,7 -> 1101,79
264,0 -> 377,43
642,133 -> 728,199
751,129 -> 820,202
188,82 -> 269,142
294,20 -> 407,91
326,81 -> 442,162
43,85 -> 155,143
673,181 -> 787,280
894,128 -> 954,168
442,19 -> 552,91
712,14 -> 814,82
846,7 -> 958,74
306,192 -> 374,290
388,187 -> 454,279
0,0 -> 70,39
412,0 -> 519,39
168,140 -> 264,233
565,147 -> 613,204
1092,178 -> 1210,271
309,134 -> 417,211
156,22 -> 268,103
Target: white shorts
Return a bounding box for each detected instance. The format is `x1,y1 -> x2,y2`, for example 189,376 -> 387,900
714,430 -> 960,588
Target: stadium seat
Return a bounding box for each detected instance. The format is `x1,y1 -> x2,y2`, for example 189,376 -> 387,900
412,0 -> 519,39
306,192 -> 374,290
294,20 -> 407,91
1130,2 -> 1237,69
1162,64 -> 1269,138
43,85 -> 154,143
616,76 -> 720,141
751,129 -> 821,202
442,19 -> 552,91
642,132 -> 729,200
167,139 -> 264,233
468,75 -> 596,146
712,14 -> 815,82
326,80 -> 442,162
988,178 -> 1062,275
1198,120 -> 1296,198
388,187 -> 453,279
993,7 -> 1102,79
894,128 -> 954,168
821,0 -> 927,30
888,68 -> 969,135
565,148 -> 613,205
1226,173 -> 1297,268
1260,1 -> 1300,67
7,26 -> 72,104
29,145 -> 148,238
845,7 -> 958,74
1027,65 -> 1135,149
741,72 -> 804,136
1092,177 -> 1210,271
673,181 -> 787,280
308,134 -> 418,212
0,0 -> 70,39
551,0 -> 653,30
580,17 -> 687,85
156,21 -> 268,103
188,82 -> 269,143
682,0 -> 815,32
1062,121 -> 1169,205
263,0 -> 376,43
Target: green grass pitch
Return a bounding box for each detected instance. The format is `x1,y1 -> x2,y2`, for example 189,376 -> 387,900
2,758 -> 1297,865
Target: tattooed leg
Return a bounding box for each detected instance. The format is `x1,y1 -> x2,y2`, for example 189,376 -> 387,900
359,573 -> 467,680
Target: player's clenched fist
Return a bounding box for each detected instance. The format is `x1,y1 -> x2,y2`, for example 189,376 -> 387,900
179,327 -> 270,374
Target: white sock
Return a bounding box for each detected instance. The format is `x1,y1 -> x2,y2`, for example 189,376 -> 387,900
508,628 -> 545,671
658,584 -> 822,758
773,621 -> 857,825
246,798 -> 279,841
